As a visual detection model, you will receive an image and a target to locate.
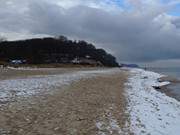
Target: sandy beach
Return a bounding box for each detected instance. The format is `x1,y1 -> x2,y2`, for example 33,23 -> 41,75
0,67 -> 129,135
0,67 -> 180,135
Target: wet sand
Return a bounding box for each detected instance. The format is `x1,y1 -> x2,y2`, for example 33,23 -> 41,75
0,68 -> 129,135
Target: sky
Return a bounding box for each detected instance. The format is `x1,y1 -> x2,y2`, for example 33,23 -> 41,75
0,0 -> 180,67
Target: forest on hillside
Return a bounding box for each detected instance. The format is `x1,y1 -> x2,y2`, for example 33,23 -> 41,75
0,36 -> 119,67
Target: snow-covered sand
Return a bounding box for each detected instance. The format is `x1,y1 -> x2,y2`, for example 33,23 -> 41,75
0,68 -> 119,103
1,67 -> 180,134
96,105 -> 124,135
126,68 -> 180,135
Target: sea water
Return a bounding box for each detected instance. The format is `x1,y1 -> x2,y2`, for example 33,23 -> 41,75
149,67 -> 180,78
149,67 -> 180,101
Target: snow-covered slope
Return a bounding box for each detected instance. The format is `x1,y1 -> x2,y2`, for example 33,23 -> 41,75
126,68 -> 180,135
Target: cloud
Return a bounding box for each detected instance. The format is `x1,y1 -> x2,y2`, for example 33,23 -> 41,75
0,0 -> 180,64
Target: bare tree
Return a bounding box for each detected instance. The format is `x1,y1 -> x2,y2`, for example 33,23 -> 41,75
56,35 -> 68,42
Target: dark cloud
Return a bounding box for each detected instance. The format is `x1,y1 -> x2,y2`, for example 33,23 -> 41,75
172,18 -> 180,28
0,0 -> 180,64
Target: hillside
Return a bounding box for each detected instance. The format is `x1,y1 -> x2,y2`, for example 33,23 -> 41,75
0,36 -> 119,67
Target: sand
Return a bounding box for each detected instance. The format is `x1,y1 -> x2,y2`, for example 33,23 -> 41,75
0,68 -> 128,135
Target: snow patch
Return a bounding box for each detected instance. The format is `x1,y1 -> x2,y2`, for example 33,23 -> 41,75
126,68 -> 180,135
96,107 -> 123,135
0,68 -> 119,103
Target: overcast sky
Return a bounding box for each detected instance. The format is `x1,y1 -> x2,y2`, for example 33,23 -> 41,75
0,0 -> 180,66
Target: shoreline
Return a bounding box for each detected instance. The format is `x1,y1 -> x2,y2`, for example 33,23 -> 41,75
147,68 -> 180,101
0,67 -> 180,134
126,68 -> 180,135
158,76 -> 180,101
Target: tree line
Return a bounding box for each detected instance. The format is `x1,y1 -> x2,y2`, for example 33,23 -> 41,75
0,36 -> 119,67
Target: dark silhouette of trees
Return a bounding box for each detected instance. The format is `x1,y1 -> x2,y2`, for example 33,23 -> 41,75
0,36 -> 7,42
0,36 -> 119,67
